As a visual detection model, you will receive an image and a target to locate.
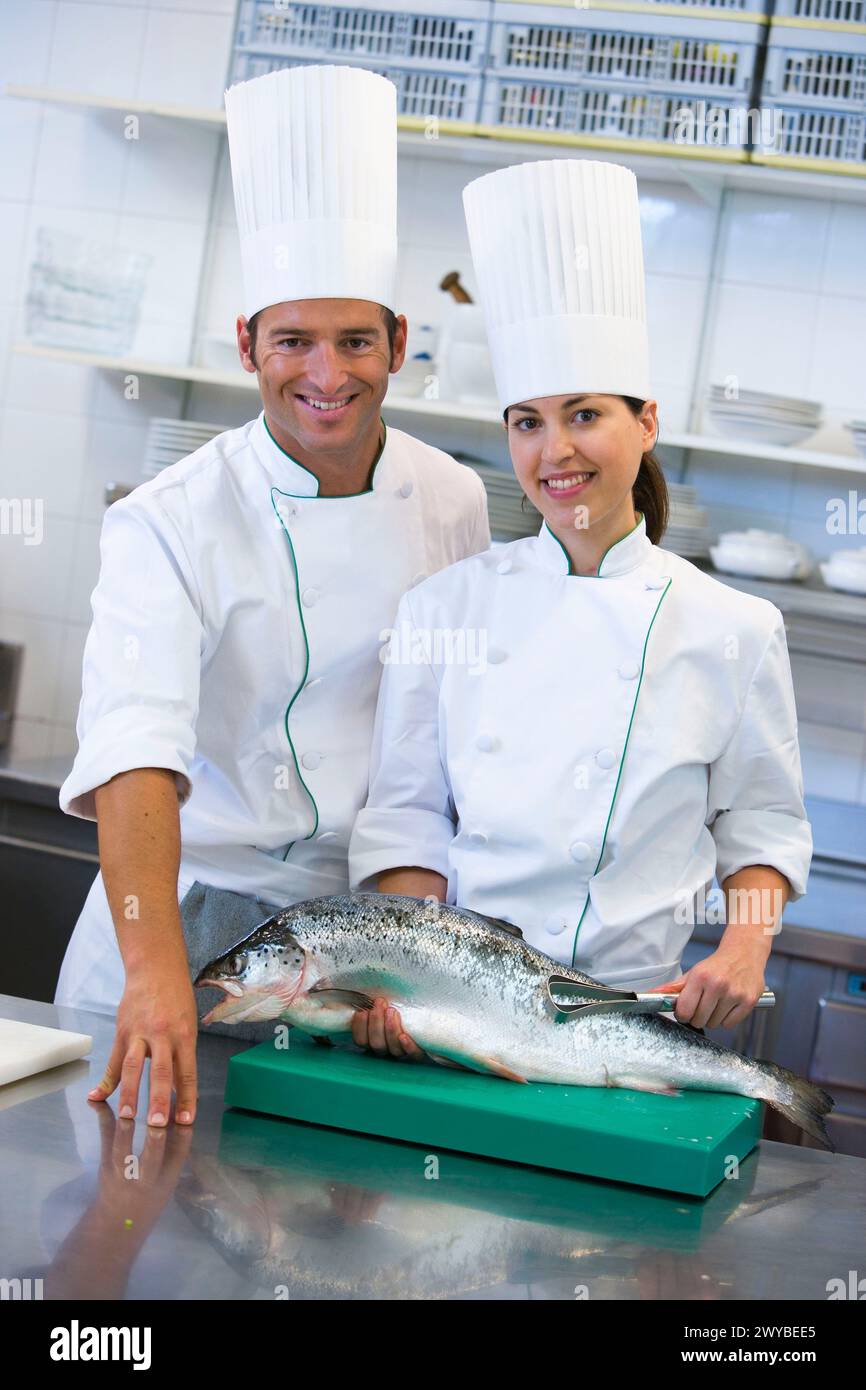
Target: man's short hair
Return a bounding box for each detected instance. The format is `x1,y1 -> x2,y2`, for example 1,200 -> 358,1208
247,304 -> 398,367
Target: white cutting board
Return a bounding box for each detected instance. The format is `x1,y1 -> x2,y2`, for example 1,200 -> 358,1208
0,1017 -> 93,1086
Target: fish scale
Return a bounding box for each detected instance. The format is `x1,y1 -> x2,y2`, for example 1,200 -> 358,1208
196,892 -> 835,1149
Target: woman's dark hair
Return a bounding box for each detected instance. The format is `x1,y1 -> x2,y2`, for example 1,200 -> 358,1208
506,395 -> 668,545
621,395 -> 668,545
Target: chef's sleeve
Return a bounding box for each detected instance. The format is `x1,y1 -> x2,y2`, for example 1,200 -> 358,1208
349,591 -> 456,890
467,472 -> 491,556
707,612 -> 812,900
59,496 -> 204,821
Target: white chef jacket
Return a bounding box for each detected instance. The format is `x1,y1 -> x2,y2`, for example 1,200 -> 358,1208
56,411 -> 489,1013
349,515 -> 812,992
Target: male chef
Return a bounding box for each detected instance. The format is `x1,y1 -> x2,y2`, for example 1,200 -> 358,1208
55,65 -> 489,1128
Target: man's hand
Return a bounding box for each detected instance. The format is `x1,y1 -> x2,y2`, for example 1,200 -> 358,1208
351,998 -> 426,1061
648,939 -> 768,1031
87,957 -> 199,1126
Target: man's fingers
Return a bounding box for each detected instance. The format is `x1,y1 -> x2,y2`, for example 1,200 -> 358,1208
146,1038 -> 174,1127
366,999 -> 388,1053
384,1007 -> 407,1058
116,1036 -> 148,1119
351,1008 -> 370,1048
88,1036 -> 125,1104
399,1032 -> 426,1061
173,1036 -> 198,1125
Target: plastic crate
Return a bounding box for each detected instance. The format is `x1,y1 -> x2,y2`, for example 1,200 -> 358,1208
479,76 -> 753,147
487,4 -> 761,99
772,0 -> 866,21
228,51 -> 485,122
232,0 -> 492,72
763,27 -> 866,110
755,103 -> 865,161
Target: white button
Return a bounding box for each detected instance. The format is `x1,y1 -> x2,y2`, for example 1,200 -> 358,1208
399,480 -> 413,498
496,558 -> 513,575
468,830 -> 488,846
301,587 -> 320,606
544,914 -> 569,936
596,747 -> 617,770
301,751 -> 322,770
411,571 -> 426,586
618,660 -> 640,680
475,732 -> 498,753
570,840 -> 593,863
487,646 -> 506,664
317,830 -> 337,842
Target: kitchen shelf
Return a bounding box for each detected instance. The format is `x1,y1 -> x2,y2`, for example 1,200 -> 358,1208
6,84 -> 866,203
13,343 -> 866,474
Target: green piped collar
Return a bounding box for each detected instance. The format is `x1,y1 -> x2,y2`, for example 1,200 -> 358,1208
538,513 -> 651,578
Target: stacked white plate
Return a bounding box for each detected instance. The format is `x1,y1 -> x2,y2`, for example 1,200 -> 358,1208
459,458 -> 541,541
820,549 -> 866,596
662,482 -> 711,558
142,418 -> 226,480
711,529 -> 813,581
844,421 -> 866,459
705,385 -> 822,447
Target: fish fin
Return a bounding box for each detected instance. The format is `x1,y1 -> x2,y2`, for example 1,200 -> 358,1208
756,1062 -> 835,1151
427,1053 -> 476,1073
611,1073 -> 681,1097
477,1056 -> 528,1084
306,984 -> 375,1012
484,916 -> 524,940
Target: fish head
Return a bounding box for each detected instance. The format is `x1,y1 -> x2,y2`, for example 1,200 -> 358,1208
194,915 -> 308,1026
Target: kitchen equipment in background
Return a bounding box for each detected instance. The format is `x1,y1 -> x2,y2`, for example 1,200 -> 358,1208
389,323 -> 438,399
440,270 -> 472,305
25,227 -> 151,356
844,421 -> 866,460
661,483 -> 711,559
711,529 -> 814,581
0,642 -> 23,750
437,302 -> 497,407
456,454 -> 541,542
820,549 -> 866,596
705,384 -> 823,447
142,418 -> 226,480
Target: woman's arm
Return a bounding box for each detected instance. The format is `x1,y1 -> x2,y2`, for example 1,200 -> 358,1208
377,867 -> 447,900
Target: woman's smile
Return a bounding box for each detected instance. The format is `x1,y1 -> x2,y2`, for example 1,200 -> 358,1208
540,470 -> 596,499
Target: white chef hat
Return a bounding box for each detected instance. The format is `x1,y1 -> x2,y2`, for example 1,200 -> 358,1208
225,64 -> 398,320
462,159 -> 651,411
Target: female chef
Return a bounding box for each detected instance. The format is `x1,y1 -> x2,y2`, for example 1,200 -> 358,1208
348,159 -> 812,1060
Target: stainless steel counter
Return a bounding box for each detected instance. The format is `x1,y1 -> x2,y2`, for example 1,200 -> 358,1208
2,994 -> 865,1301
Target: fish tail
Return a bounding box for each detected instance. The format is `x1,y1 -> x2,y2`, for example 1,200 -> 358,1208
753,1059 -> 835,1151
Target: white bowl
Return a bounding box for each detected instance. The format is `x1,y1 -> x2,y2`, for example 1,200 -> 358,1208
711,546 -> 800,581
820,562 -> 866,595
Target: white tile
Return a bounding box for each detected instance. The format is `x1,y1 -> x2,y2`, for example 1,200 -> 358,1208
214,145 -> 237,227
66,518 -> 102,625
92,367 -> 186,423
122,114 -> 222,221
0,610 -> 64,721
720,191 -> 830,290
808,295 -> 866,410
33,107 -> 129,212
46,3 -> 147,98
638,183 -> 715,280
821,203 -> 866,300
798,721 -> 865,802
77,416 -> 150,521
53,622 -> 89,726
137,7 -> 233,109
184,383 -> 256,426
5,348 -> 98,417
0,1 -> 57,86
705,283 -> 818,399
0,199 -> 29,305
197,221 -> 242,342
685,449 -> 793,521
0,511 -> 77,619
0,407 -> 88,517
401,155 -> 471,252
0,98 -> 43,203
117,211 -> 208,327
129,318 -> 195,361
789,467 -> 866,525
652,383 -> 691,436
645,274 -> 705,391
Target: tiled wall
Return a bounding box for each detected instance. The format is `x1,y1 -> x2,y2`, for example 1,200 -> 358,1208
1,0 -> 865,805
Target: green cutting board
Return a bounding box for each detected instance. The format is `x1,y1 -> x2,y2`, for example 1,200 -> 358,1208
224,1034 -> 763,1198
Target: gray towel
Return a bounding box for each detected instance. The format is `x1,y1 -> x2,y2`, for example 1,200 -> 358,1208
179,880 -> 281,1044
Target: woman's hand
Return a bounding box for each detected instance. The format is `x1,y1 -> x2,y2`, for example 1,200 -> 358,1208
648,940 -> 768,1031
351,998 -> 426,1061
